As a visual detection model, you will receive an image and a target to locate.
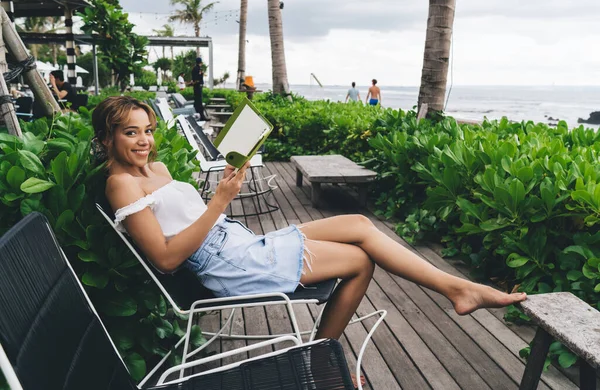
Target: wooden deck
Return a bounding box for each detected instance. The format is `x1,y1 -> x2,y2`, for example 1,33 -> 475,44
195,161 -> 581,390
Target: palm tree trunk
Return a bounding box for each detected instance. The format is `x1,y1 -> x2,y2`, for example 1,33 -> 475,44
267,0 -> 290,98
237,0 -> 248,90
162,46 -> 165,58
52,44 -> 57,65
194,23 -> 200,57
417,0 -> 456,114
170,46 -> 174,60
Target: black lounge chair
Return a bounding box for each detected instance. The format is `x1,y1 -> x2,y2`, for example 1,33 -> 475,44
0,212 -> 355,389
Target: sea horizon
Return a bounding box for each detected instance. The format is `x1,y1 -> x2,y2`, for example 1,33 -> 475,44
249,83 -> 600,129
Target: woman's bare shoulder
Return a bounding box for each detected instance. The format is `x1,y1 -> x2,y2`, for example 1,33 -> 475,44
149,161 -> 173,179
105,173 -> 145,211
106,172 -> 138,193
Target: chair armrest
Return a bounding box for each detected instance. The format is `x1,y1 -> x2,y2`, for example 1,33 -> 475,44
156,335 -> 301,384
151,338 -> 354,389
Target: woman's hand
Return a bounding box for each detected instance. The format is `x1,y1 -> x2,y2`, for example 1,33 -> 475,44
222,164 -> 236,178
213,162 -> 251,206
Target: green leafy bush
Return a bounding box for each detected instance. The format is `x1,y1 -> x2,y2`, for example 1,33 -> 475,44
134,70 -> 158,90
224,92 -> 384,162
251,97 -> 600,369
87,87 -> 157,110
0,110 -> 202,381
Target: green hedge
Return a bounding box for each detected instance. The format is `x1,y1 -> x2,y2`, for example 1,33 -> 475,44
0,109 -> 204,382
87,87 -> 157,110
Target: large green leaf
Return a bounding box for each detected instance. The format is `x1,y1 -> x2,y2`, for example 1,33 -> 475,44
6,166 -> 25,190
506,253 -> 529,268
124,352 -> 146,382
20,178 -> 55,193
97,293 -> 137,317
56,210 -> 74,231
47,138 -> 74,154
18,150 -> 45,175
0,132 -> 22,144
189,325 -> 207,347
557,351 -> 578,368
51,151 -> 69,188
154,318 -> 174,339
82,269 -> 109,289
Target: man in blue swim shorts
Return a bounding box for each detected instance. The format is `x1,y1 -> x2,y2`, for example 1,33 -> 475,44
366,79 -> 381,106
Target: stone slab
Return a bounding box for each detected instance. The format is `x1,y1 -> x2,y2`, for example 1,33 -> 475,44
290,155 -> 376,184
519,292 -> 600,368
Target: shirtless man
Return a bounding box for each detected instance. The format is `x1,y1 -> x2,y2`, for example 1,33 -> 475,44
366,79 -> 381,106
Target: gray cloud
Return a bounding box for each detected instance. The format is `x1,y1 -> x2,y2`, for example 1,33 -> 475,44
457,0 -> 600,20
119,0 -> 600,42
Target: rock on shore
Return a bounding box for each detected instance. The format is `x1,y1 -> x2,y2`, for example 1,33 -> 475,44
578,111 -> 600,124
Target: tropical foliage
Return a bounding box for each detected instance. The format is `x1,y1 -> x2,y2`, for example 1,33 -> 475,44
79,0 -> 148,89
169,0 -> 218,56
172,49 -> 198,85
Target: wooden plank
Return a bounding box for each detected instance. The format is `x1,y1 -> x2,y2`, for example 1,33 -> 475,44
365,271 -> 461,390
387,272 -> 518,390
374,268 -> 492,389
355,290 -> 433,389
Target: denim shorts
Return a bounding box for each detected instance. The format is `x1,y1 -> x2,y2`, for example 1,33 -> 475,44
184,218 -> 305,297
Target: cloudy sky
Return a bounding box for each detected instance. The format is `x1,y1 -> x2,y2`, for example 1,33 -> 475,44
118,0 -> 600,87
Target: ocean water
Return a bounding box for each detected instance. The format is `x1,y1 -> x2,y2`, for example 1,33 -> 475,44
255,84 -> 600,129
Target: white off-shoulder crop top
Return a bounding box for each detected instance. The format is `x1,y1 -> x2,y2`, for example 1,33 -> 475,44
113,180 -> 226,239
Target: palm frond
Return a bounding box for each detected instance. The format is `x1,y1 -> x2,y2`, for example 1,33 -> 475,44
200,2 -> 218,14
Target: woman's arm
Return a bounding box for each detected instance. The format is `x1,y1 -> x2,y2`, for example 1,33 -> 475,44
106,163 -> 248,273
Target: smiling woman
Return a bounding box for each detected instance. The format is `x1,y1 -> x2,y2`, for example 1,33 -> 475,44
93,96 -> 527,382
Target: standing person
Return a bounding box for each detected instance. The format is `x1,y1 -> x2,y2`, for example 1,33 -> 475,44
365,79 -> 382,106
49,70 -> 76,109
177,72 -> 186,90
191,57 -> 208,121
345,81 -> 361,103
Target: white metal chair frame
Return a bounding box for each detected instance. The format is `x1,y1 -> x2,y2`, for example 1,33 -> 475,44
154,98 -> 212,137
96,205 -> 386,390
0,219 -> 320,390
176,115 -> 280,217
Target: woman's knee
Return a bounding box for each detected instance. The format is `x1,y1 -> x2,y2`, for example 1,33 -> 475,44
349,214 -> 375,230
352,247 -> 374,279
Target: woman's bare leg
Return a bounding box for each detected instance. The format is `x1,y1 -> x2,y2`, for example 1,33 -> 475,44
299,240 -> 372,388
299,240 -> 374,339
298,215 -> 526,316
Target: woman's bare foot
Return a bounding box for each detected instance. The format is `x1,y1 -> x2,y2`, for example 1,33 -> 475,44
450,283 -> 527,315
351,374 -> 366,389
